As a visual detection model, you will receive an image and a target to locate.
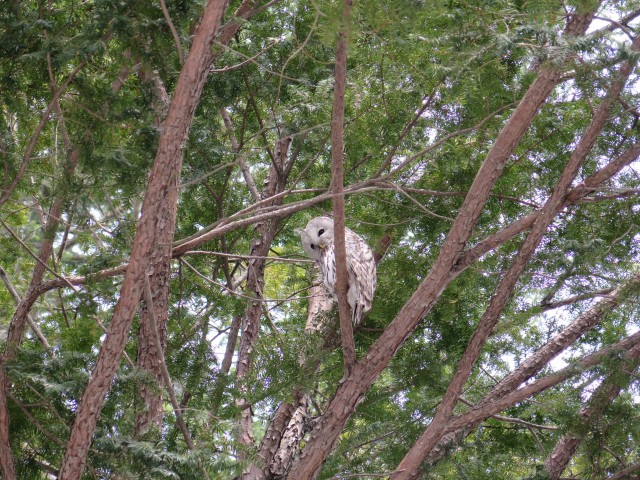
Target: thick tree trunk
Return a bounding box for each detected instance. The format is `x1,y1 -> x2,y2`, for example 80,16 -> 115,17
57,2 -> 231,478
134,63 -> 173,439
132,0 -> 262,438
134,235 -> 173,436
286,8 -> 598,479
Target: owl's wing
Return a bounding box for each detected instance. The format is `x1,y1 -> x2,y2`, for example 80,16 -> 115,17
345,229 -> 376,316
320,242 -> 336,295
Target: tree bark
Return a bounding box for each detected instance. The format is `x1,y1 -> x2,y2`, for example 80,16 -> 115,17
330,0 -> 355,371
543,357 -> 640,479
285,8 -> 598,479
57,1 -> 231,478
236,136 -> 292,477
422,273 -> 640,466
134,66 -> 173,438
0,62 -> 81,478
394,26 -> 638,480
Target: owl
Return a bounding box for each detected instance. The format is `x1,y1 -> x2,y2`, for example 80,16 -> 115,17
300,216 -> 376,325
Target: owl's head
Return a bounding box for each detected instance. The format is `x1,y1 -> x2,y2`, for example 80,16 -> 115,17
300,216 -> 334,261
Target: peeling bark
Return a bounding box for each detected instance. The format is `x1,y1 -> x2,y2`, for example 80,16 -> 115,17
134,66 -> 173,438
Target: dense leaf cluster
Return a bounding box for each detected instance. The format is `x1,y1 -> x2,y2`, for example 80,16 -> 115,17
1,0 -> 640,478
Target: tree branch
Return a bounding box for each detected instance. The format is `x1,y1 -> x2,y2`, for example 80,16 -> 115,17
58,1 -> 232,478
0,268 -> 52,354
0,61 -> 86,207
331,0 -> 355,372
286,8 -> 599,478
395,29 -> 639,479
220,107 -> 261,202
423,272 -> 640,466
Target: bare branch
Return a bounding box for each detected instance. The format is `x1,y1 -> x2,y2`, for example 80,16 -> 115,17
0,218 -> 78,292
212,40 -> 278,73
159,0 -> 185,65
220,107 -> 261,201
184,250 -> 313,264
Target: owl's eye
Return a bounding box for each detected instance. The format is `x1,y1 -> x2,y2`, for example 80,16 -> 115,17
318,229 -> 325,236
310,244 -> 315,250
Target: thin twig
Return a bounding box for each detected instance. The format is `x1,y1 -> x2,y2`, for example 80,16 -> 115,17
214,41 -> 309,83
0,218 -> 78,291
391,183 -> 455,222
211,40 -> 277,73
143,276 -> 196,451
178,160 -> 238,189
220,107 -> 260,201
0,61 -> 86,207
159,0 -> 184,65
184,250 -> 313,263
92,316 -> 134,368
180,257 -> 312,303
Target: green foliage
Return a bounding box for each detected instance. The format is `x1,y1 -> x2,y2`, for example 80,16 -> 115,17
2,0 -> 640,478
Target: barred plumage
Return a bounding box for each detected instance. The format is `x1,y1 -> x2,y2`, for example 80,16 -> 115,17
300,216 -> 376,325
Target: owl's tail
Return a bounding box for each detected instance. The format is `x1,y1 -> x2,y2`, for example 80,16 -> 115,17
352,303 -> 364,325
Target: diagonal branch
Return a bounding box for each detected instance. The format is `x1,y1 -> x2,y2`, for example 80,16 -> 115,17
286,8 -> 599,478
455,139 -> 640,273
159,0 -> 184,65
423,272 -> 640,466
0,60 -> 86,207
543,363 -> 634,479
394,29 -> 640,479
0,268 -> 51,354
435,330 -> 640,462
